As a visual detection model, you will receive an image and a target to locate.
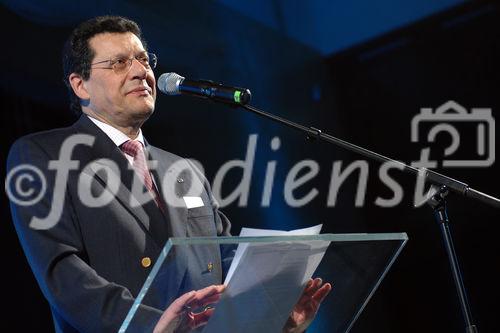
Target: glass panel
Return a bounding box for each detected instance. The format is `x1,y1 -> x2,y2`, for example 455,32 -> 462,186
119,233 -> 407,333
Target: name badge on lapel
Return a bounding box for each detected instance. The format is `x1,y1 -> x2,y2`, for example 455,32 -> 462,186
183,196 -> 204,209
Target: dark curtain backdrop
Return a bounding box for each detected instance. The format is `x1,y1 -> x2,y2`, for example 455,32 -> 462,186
2,1 -> 499,332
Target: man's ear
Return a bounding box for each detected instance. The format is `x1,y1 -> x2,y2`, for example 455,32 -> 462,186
68,73 -> 90,100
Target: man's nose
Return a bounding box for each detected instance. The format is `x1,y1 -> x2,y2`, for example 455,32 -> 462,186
129,58 -> 148,80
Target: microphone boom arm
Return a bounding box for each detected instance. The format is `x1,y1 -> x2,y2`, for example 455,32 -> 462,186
240,103 -> 499,208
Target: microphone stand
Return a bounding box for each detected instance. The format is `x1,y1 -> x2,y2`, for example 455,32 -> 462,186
237,102 -> 500,332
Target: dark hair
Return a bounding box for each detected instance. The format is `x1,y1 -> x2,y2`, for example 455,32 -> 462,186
62,16 -> 148,115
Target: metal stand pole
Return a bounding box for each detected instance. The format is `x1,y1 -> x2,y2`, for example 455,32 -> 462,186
427,186 -> 478,333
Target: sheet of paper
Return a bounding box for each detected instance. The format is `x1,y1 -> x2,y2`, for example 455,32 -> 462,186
224,224 -> 322,284
203,224 -> 328,333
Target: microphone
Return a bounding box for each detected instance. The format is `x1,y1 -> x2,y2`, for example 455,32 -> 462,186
157,72 -> 251,105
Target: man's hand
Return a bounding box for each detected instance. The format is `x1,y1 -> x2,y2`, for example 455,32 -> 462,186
282,278 -> 332,333
153,284 -> 225,333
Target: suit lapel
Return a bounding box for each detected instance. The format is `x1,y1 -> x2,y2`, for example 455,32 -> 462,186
71,115 -> 169,248
145,145 -> 193,302
146,144 -> 188,238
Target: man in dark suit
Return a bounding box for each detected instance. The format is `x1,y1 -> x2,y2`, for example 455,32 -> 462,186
7,16 -> 330,333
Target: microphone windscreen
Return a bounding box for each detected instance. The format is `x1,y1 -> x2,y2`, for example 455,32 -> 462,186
157,72 -> 185,95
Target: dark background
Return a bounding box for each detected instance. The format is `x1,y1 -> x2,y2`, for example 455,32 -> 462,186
1,1 -> 499,332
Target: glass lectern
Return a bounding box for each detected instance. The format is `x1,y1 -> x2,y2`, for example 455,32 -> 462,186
119,233 -> 407,333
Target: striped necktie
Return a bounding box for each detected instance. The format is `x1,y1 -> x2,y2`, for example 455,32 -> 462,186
121,140 -> 163,210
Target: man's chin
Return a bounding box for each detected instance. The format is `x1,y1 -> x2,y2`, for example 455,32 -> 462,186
135,106 -> 154,120
132,100 -> 155,115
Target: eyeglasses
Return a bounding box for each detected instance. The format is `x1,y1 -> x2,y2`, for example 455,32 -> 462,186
91,52 -> 157,74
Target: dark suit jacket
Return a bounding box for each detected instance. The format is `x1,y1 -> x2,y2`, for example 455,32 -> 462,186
7,115 -> 231,332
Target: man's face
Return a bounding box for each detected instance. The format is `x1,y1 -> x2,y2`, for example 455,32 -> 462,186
83,32 -> 156,127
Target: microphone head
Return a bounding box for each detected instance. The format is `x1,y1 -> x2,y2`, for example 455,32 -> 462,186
157,72 -> 185,95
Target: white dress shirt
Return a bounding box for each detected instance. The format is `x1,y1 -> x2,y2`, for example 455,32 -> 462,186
86,115 -> 161,194
87,115 -> 146,166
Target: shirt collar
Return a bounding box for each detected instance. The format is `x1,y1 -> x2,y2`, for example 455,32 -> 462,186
86,115 -> 145,147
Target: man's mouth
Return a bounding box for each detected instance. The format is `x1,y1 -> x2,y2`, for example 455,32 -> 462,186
127,86 -> 152,96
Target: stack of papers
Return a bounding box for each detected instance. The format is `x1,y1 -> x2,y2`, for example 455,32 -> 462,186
203,224 -> 330,333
